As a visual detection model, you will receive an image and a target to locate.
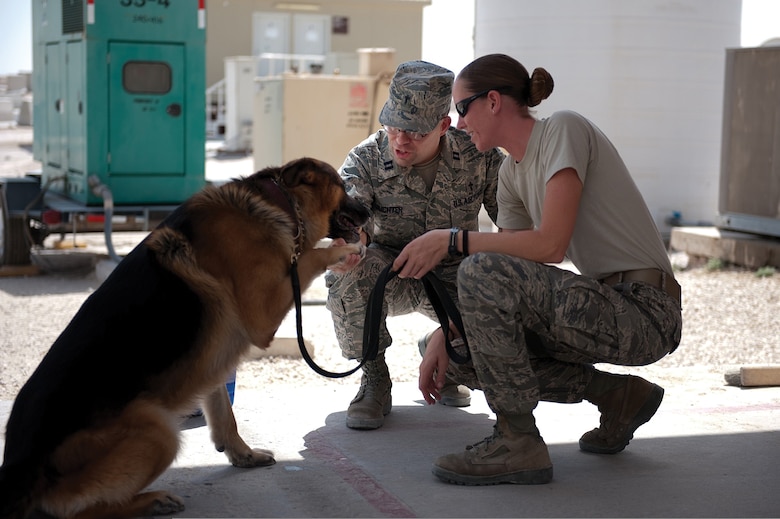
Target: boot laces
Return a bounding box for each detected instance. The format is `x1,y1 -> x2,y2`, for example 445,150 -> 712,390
356,371 -> 389,401
465,425 -> 502,451
595,406 -> 628,440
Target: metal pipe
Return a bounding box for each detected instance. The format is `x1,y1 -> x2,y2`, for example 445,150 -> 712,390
88,175 -> 122,264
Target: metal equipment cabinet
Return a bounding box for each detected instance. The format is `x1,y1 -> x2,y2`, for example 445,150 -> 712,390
1,0 -> 209,267
718,46 -> 780,238
32,0 -> 207,206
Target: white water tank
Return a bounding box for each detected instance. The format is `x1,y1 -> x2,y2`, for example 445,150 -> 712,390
223,56 -> 257,152
474,0 -> 741,235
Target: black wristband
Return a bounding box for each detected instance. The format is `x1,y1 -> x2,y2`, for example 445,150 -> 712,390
448,227 -> 460,256
462,229 -> 469,256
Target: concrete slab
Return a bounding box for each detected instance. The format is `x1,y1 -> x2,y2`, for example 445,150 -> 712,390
3,372 -> 778,518
670,226 -> 780,268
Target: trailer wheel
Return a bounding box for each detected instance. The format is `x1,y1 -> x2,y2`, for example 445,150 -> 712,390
0,186 -> 32,266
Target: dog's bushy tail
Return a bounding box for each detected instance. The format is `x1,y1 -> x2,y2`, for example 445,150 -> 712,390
0,463 -> 38,519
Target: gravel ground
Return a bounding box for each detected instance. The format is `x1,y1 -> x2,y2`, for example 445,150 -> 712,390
1,253 -> 778,401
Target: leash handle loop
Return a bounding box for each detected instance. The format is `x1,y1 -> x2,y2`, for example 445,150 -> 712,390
294,262 -> 471,380
419,270 -> 471,364
292,262 -> 365,378
362,265 -> 471,366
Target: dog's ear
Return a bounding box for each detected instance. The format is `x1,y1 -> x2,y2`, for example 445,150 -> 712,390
279,157 -> 329,187
279,158 -> 309,187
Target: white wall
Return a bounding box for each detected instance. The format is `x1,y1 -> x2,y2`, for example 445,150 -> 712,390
422,0 -> 476,77
473,0 -> 742,234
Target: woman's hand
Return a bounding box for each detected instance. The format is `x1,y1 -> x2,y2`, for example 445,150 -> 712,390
392,229 -> 449,279
418,327 -> 451,405
326,237 -> 364,273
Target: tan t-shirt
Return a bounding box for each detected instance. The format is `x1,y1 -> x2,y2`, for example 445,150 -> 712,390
497,110 -> 672,280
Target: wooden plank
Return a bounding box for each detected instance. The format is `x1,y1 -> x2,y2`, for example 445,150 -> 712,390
0,264 -> 41,277
724,365 -> 780,387
740,366 -> 780,387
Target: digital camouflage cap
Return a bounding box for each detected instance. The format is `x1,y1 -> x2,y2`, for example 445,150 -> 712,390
378,60 -> 454,134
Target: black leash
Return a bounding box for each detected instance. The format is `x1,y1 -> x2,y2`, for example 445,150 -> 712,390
414,266 -> 471,365
291,261 -> 364,378
292,262 -> 471,379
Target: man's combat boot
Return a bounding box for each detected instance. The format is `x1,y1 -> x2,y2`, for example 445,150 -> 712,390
432,414 -> 553,485
346,353 -> 392,429
579,370 -> 665,454
418,331 -> 471,407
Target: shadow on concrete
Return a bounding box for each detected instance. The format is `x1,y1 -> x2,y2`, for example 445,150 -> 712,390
0,271 -> 100,296
2,386 -> 779,518
141,400 -> 780,518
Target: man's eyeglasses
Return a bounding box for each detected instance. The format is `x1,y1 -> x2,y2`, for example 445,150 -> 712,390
383,126 -> 429,141
455,87 -> 510,117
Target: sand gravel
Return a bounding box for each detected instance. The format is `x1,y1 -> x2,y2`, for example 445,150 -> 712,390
2,256 -> 778,401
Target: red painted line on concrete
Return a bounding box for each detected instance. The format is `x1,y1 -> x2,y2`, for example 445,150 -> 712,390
305,431 -> 416,518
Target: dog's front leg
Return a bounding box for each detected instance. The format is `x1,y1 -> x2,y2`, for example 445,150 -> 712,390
202,385 -> 275,468
296,243 -> 364,284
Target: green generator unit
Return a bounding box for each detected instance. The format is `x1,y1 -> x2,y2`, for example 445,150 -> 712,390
32,0 -> 207,206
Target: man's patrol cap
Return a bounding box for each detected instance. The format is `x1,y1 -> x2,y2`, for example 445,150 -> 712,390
378,60 -> 454,134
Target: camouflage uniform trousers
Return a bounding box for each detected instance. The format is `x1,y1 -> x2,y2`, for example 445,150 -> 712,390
325,244 -> 460,360
446,253 -> 683,416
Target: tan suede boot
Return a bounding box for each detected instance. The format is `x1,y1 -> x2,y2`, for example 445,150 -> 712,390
418,331 -> 471,407
346,353 -> 392,430
439,382 -> 471,407
432,415 -> 553,485
579,372 -> 664,454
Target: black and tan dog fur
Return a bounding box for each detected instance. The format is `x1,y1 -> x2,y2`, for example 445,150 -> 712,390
0,157 -> 369,519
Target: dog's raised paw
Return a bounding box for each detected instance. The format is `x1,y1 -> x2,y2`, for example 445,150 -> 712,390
355,242 -> 366,259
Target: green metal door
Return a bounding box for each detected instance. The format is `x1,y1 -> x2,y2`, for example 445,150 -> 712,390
44,42 -> 63,169
66,41 -> 85,176
108,42 -> 185,176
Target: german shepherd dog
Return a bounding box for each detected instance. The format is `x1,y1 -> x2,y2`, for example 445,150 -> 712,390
0,157 -> 370,519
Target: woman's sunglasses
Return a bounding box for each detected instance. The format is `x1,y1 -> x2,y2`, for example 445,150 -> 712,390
455,87 -> 511,117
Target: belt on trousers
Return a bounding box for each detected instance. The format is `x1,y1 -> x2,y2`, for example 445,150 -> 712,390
600,268 -> 681,304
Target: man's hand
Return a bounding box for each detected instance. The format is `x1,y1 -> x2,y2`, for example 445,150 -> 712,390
393,229 -> 449,279
418,327 -> 450,405
327,237 -> 365,273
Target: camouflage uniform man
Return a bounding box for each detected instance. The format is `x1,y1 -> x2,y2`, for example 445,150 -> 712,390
325,61 -> 503,430
393,54 -> 683,485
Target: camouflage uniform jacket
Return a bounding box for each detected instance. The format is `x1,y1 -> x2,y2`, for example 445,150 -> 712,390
339,127 -> 503,264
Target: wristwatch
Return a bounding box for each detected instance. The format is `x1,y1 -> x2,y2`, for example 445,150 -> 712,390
448,227 -> 460,256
